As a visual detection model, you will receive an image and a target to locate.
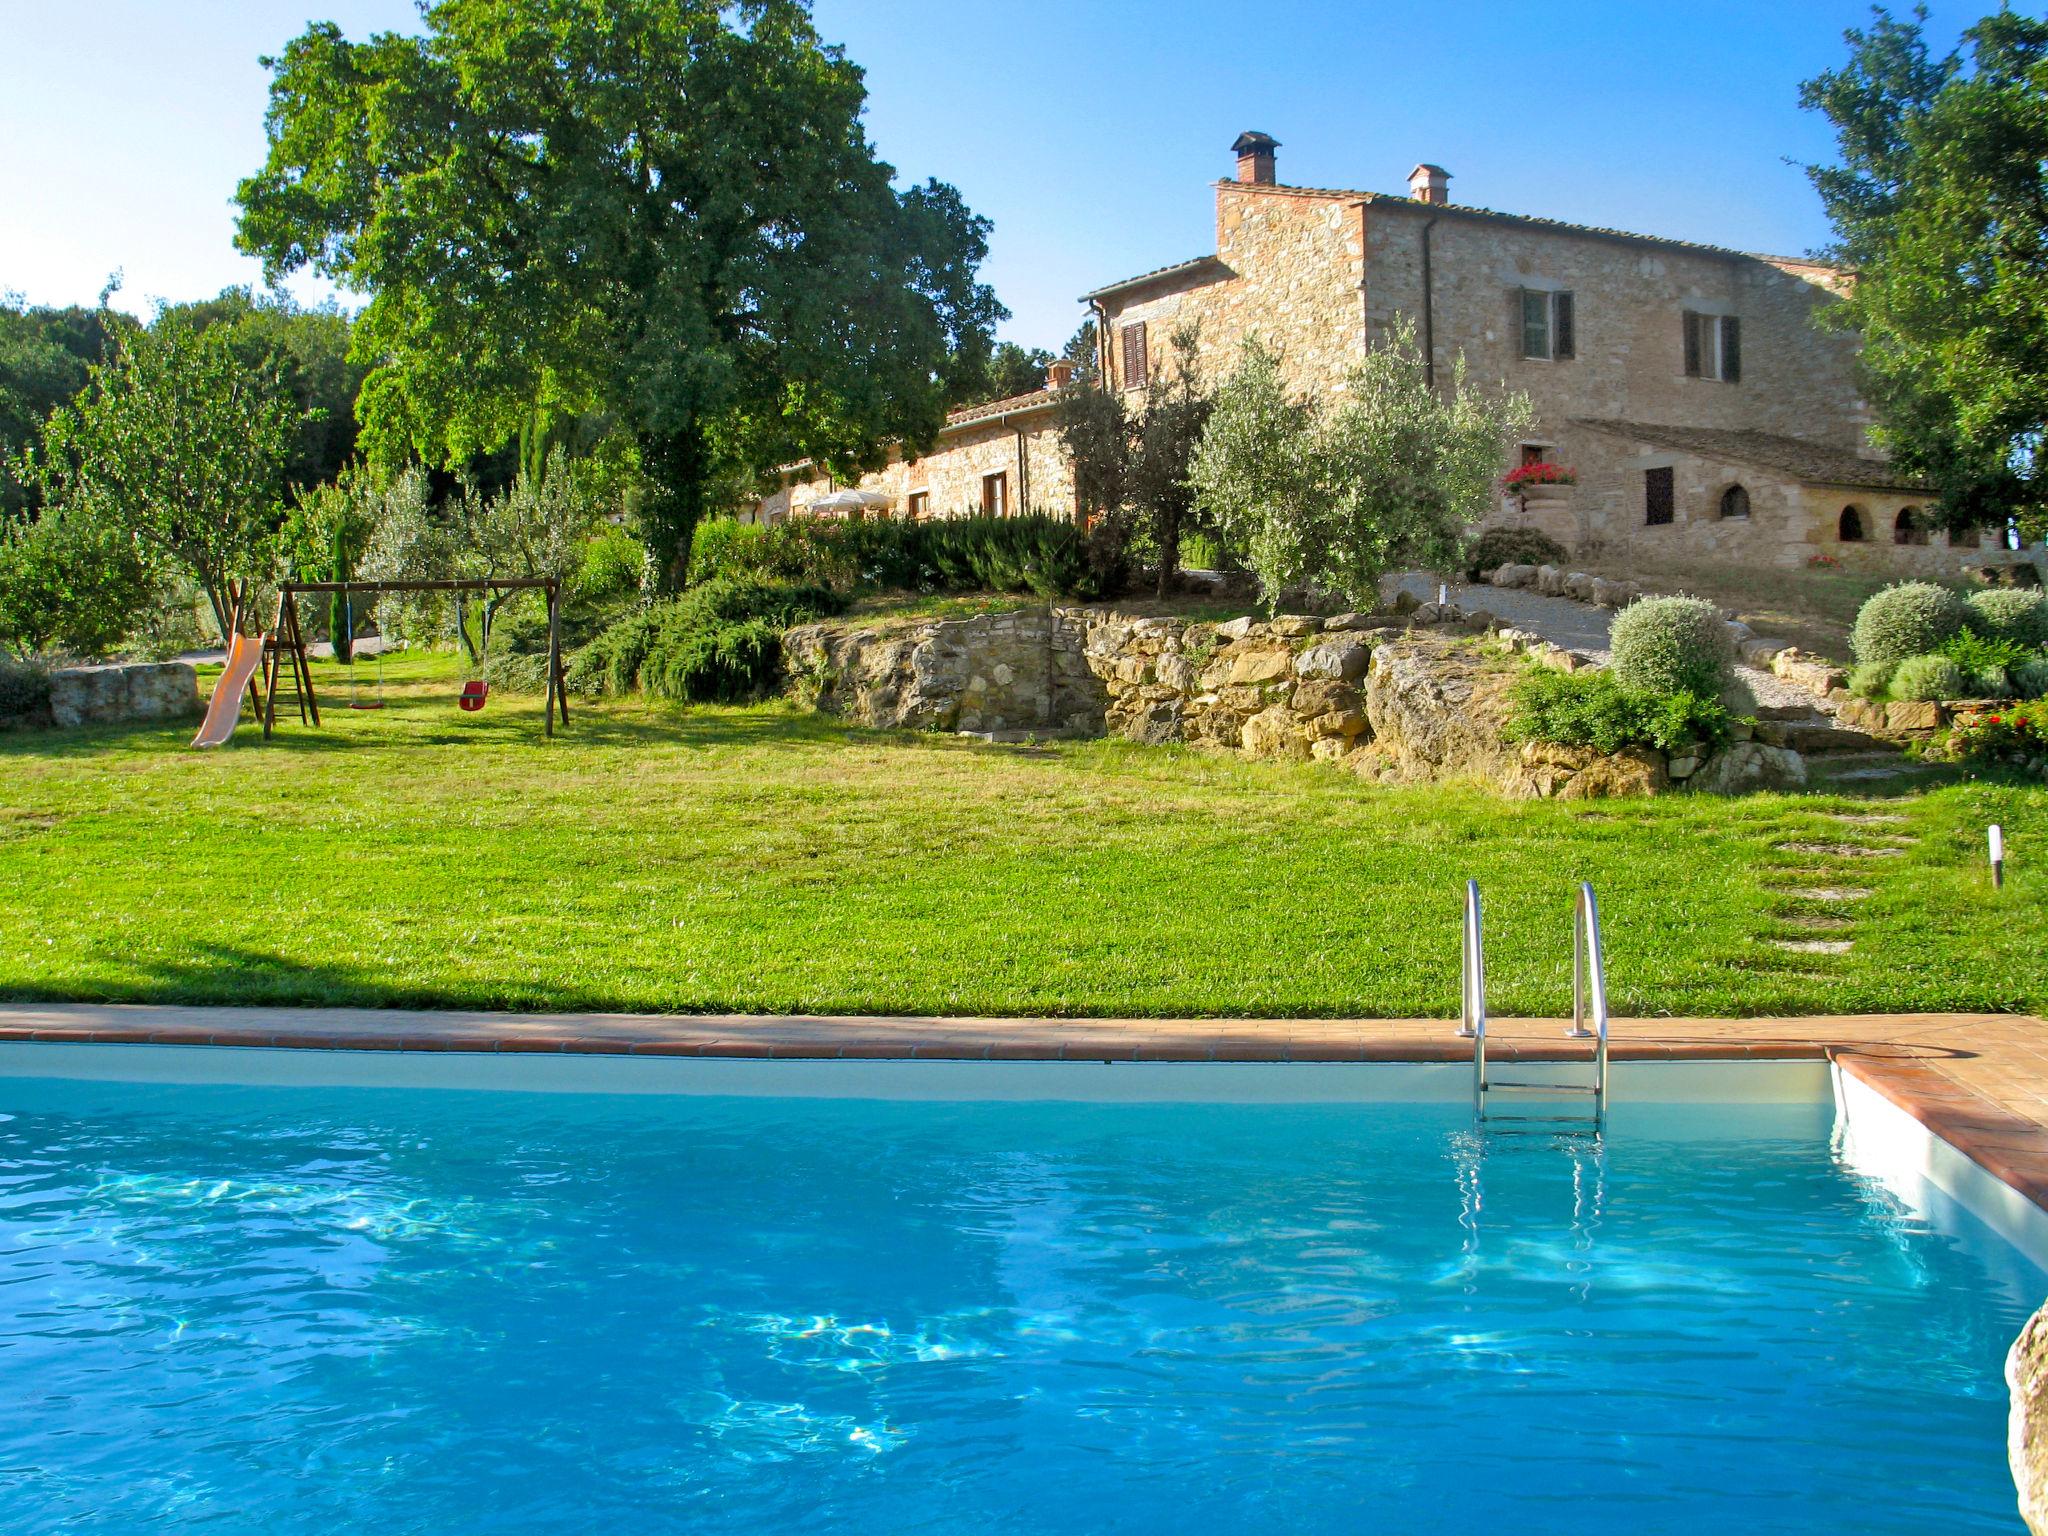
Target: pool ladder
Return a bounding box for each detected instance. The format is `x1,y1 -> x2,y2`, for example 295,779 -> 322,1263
1458,880 -> 1610,1134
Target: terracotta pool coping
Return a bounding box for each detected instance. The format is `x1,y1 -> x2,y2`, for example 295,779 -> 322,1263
4,1002 -> 2046,1212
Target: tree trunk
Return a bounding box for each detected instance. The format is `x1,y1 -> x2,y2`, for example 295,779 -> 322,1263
1154,509 -> 1181,599
639,424 -> 712,593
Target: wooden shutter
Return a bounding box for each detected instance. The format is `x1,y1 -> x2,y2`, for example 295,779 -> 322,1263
1720,315 -> 1741,382
1553,292 -> 1575,359
1121,323 -> 1148,389
1645,466 -> 1674,526
1682,313 -> 1702,377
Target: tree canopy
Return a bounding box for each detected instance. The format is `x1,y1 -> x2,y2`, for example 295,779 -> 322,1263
235,0 -> 1004,589
1802,5 -> 2048,537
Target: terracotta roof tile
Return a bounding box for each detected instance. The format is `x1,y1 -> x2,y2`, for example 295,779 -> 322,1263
1570,418 -> 1928,491
1079,255 -> 1228,303
944,387 -> 1058,428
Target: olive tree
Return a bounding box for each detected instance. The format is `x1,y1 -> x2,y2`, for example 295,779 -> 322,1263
1193,326 -> 1531,610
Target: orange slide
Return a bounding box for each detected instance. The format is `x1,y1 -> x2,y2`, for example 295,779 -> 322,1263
191,633 -> 265,748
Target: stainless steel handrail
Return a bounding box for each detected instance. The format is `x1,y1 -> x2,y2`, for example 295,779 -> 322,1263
1460,879 -> 1485,1114
1570,882 -> 1610,1125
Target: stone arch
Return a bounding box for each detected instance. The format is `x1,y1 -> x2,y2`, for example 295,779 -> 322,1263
1718,484 -> 1751,520
1839,505 -> 1866,542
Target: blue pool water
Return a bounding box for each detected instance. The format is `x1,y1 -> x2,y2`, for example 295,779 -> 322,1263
0,1075 -> 2035,1534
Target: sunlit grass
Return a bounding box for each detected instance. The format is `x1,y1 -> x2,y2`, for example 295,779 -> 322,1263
0,650 -> 2039,1018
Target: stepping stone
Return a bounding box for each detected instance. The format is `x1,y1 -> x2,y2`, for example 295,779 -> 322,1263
1780,886 -> 1874,901
1779,914 -> 1853,931
1774,840 -> 1906,857
1769,938 -> 1854,955
1829,812 -> 1908,825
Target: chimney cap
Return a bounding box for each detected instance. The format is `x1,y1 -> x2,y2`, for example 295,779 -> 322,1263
1409,163 -> 1450,180
1232,131 -> 1281,155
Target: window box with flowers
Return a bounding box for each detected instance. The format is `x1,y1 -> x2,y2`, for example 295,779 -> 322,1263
1503,462 -> 1578,504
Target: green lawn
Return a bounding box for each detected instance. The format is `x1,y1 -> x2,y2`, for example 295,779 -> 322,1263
0,651 -> 2040,1018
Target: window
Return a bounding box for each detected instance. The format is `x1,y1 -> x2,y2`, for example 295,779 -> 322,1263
1683,312 -> 1742,382
1839,505 -> 1866,542
1894,506 -> 1929,546
981,471 -> 1008,518
1120,322 -> 1149,390
1520,443 -> 1549,468
907,491 -> 930,520
1516,288 -> 1576,361
1645,466 -> 1674,526
1718,484 -> 1750,520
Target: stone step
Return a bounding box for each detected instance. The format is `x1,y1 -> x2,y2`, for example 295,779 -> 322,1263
1755,720 -> 1887,754
1805,752 -> 1948,785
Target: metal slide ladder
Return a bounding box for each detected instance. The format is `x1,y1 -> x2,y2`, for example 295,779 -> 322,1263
1458,880 -> 1610,1134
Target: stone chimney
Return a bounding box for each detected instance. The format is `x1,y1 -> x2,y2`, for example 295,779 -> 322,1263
1046,359 -> 1076,390
1408,163 -> 1451,206
1232,131 -> 1280,186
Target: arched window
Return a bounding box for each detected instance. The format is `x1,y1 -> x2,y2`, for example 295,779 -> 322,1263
1839,505 -> 1866,542
1718,484 -> 1751,520
1894,506 -> 1929,546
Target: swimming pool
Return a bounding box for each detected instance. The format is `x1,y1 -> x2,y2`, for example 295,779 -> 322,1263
0,1052 -> 2035,1534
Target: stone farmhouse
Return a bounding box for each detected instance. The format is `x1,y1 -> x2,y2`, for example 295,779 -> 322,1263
761,132 -> 2012,576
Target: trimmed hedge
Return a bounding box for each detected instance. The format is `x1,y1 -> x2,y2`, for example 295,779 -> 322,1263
1850,582 -> 1968,668
1464,526 -> 1566,580
1965,588 -> 2048,648
1607,595 -> 1734,699
1890,654 -> 1971,702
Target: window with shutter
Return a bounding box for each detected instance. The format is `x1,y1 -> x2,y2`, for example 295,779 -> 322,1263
1720,315 -> 1741,382
981,471 -> 1008,517
1120,323 -> 1148,390
1682,313 -> 1702,377
1520,289 -> 1549,359
1553,292 -> 1575,359
1645,466 -> 1674,526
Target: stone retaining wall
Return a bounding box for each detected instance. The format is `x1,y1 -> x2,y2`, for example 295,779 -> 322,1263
48,662 -> 199,729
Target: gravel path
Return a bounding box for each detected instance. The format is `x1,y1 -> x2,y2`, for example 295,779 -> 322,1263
1387,572 -> 1823,714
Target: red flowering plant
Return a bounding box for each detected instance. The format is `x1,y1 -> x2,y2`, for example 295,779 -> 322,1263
1502,462 -> 1578,493
1948,704 -> 2048,770
1807,553 -> 1841,570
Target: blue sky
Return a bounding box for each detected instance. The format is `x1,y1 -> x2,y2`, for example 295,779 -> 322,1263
0,0 -> 1997,351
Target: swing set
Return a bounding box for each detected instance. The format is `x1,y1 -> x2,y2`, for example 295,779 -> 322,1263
217,576 -> 568,742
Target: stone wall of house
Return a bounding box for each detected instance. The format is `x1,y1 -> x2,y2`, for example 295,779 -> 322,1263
758,407 -> 1075,525
48,662 -> 199,728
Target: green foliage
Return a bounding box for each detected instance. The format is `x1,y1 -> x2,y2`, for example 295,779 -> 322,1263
1939,627 -> 2033,699
236,0 -> 1004,590
1849,658 -> 1898,699
1464,526 -> 1567,580
952,341 -> 1055,408
1891,653 -> 1972,701
2014,657 -> 2048,699
1802,10 -> 2048,535
576,524 -> 647,607
1056,325 -> 1213,596
0,658 -> 50,722
0,506 -> 158,660
0,297 -> 120,517
689,513 -> 1114,600
1607,596 -> 1735,699
14,316 -> 299,643
1504,666 -> 1735,755
1965,587 -> 2048,647
1850,580 -> 1969,667
567,576 -> 847,702
1194,324 -> 1532,611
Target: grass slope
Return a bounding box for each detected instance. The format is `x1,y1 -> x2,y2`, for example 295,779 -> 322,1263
0,652 -> 2039,1018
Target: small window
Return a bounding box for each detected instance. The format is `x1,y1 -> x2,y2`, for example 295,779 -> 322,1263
1683,312 -> 1741,382
1519,443 -> 1549,468
1839,505 -> 1866,542
1718,484 -> 1750,520
981,471 -> 1008,518
907,491 -> 930,520
1645,466 -> 1674,526
1516,289 -> 1576,361
1120,322 -> 1149,390
1894,506 -> 1930,546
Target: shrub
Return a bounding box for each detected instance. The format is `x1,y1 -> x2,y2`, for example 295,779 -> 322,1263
1939,629 -> 2033,697
1965,588 -> 2048,648
1504,667 -> 1734,755
1608,595 -> 1735,699
2015,657 -> 2048,699
1848,659 -> 1896,699
1850,581 -> 1968,667
1948,703 -> 2048,769
0,659 -> 51,722
576,524 -> 647,606
1890,653 -> 1971,701
483,651 -> 553,694
565,576 -> 848,702
1464,526 -> 1567,580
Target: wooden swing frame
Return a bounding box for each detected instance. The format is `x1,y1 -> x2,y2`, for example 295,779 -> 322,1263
263,577 -> 568,740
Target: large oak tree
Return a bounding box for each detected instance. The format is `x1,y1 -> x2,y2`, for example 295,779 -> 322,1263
235,0 -> 1003,588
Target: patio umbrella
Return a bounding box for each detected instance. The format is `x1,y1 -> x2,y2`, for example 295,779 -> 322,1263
805,489 -> 895,515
